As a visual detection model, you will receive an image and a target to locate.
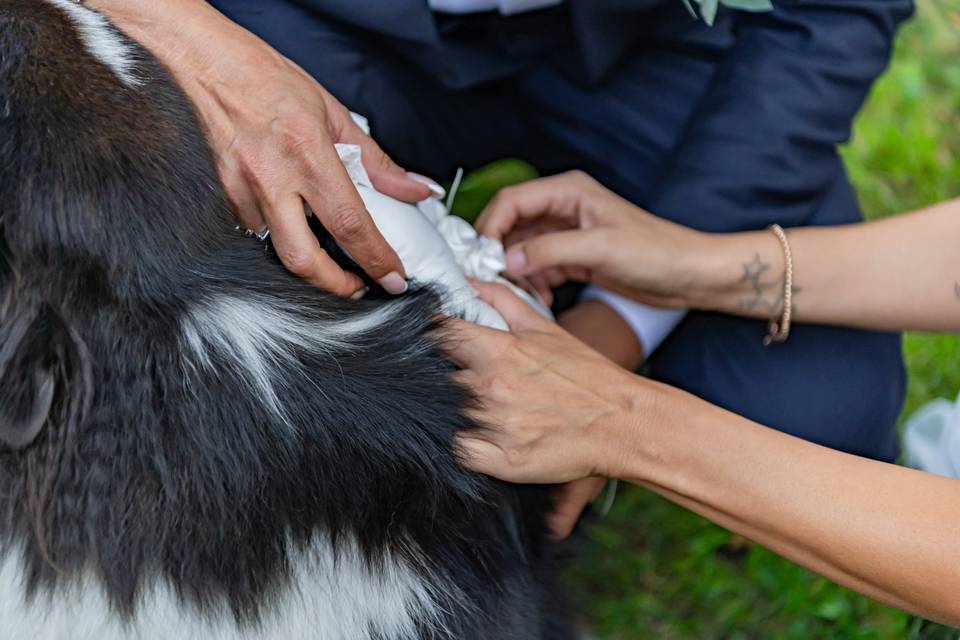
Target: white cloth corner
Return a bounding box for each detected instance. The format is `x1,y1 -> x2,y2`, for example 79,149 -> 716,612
903,392 -> 960,479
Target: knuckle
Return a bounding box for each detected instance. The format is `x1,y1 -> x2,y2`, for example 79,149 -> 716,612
327,205 -> 368,240
238,154 -> 267,184
487,376 -> 511,398
478,375 -> 499,397
278,114 -> 319,151
566,170 -> 597,192
489,188 -> 515,211
276,246 -> 316,277
484,192 -> 505,214
365,142 -> 394,171
595,227 -> 616,247
504,446 -> 531,468
497,183 -> 521,200
361,252 -> 390,275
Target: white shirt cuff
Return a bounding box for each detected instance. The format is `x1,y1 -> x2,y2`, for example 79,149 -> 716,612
581,286 -> 687,357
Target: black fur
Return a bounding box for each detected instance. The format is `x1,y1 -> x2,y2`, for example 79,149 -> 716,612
0,2 -> 574,637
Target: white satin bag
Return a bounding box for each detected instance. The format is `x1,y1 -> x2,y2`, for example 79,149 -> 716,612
333,122 -> 551,330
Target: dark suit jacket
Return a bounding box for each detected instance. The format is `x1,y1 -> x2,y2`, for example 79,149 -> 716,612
287,0 -> 912,233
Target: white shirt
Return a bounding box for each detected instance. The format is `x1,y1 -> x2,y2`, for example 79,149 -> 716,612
428,0 -> 563,16
581,286 -> 687,358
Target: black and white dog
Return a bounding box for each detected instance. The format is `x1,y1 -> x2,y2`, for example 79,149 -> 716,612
0,1 -> 575,638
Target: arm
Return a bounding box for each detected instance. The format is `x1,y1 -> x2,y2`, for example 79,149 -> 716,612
689,198 -> 960,332
451,283 -> 960,626
478,174 -> 960,334
85,0 -> 433,294
619,382 -> 960,627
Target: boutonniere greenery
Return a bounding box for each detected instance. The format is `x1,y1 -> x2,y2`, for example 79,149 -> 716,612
684,0 -> 774,25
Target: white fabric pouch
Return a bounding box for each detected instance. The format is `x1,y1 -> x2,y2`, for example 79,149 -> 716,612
333,115 -> 552,330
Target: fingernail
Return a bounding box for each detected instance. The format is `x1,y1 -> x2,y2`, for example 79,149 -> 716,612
350,286 -> 370,301
378,271 -> 409,295
505,246 -> 527,273
406,172 -> 446,200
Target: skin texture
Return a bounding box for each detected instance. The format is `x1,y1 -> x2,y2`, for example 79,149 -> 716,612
549,302 -> 641,538
482,173 -> 650,537
87,0 -> 435,296
454,180 -> 960,625
450,282 -> 960,628
478,172 -> 960,332
477,171 -> 707,309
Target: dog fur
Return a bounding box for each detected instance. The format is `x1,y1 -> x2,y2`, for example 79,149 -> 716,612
0,1 -> 574,638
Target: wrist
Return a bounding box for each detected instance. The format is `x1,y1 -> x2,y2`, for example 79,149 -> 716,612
605,379 -> 713,486
87,0 -> 200,32
87,0 -> 231,69
683,232 -> 784,315
598,377 -> 679,482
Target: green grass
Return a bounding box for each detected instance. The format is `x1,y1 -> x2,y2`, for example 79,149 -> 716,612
456,2 -> 960,636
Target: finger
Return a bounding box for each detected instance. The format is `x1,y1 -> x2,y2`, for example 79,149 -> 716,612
563,265 -> 592,283
451,368 -> 481,390
336,116 -> 437,203
470,281 -> 553,332
300,143 -> 408,293
514,274 -> 554,308
265,194 -> 365,295
476,174 -> 584,241
504,228 -> 604,277
526,273 -> 554,307
543,267 -> 567,289
548,478 -> 605,540
220,166 -> 264,231
455,436 -> 508,477
440,317 -> 504,369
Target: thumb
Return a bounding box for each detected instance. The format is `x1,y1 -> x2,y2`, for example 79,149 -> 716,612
339,120 -> 435,204
470,281 -> 552,332
455,436 -> 506,476
505,229 -> 603,277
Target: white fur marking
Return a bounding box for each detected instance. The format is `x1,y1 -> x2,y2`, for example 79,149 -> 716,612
181,296 -> 409,422
0,537 -> 445,640
45,0 -> 143,87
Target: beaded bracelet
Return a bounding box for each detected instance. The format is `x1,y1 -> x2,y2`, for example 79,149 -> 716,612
764,224 -> 793,345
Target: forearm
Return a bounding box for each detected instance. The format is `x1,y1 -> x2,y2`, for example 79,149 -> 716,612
611,381 -> 960,625
687,199 -> 960,332
85,0 -> 259,77
558,300 -> 644,370
87,0 -> 214,39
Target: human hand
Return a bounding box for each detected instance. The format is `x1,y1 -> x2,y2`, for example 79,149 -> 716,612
97,0 -> 436,295
448,282 -> 653,486
547,477 -> 606,540
476,171 -> 715,307
538,300 -> 645,539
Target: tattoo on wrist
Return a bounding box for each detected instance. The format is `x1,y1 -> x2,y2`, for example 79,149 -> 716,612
737,254 -> 799,314
955,282 -> 960,302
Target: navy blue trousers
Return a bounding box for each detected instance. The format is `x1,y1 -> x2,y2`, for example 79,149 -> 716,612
212,0 -> 906,461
